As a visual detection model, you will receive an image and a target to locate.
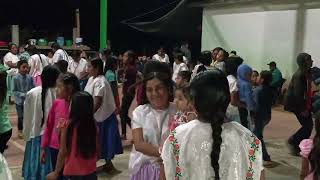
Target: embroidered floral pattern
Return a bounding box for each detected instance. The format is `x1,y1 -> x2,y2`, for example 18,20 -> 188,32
169,129 -> 182,179
246,135 -> 260,180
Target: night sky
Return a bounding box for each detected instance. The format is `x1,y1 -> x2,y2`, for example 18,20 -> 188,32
0,0 -> 197,55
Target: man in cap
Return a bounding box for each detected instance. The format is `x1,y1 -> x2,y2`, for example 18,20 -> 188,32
268,61 -> 283,88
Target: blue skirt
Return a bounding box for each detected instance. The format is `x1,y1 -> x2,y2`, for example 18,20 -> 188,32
97,113 -> 123,161
22,136 -> 53,180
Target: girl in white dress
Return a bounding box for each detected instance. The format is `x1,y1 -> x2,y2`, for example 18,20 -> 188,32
162,70 -> 264,180
22,65 -> 60,180
129,61 -> 176,180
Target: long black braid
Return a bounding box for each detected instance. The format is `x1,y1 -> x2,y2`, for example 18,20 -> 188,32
190,70 -> 230,180
40,65 -> 60,127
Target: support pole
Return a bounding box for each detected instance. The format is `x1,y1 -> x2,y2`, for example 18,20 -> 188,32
11,25 -> 19,45
100,0 -> 107,50
76,9 -> 81,38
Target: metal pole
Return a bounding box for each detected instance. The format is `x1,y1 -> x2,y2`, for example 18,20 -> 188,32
100,0 -> 107,50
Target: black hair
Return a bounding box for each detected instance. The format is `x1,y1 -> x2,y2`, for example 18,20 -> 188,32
67,91 -> 97,159
90,58 -> 104,76
190,70 -> 230,180
104,56 -> 117,74
0,71 -> 7,108
51,42 -> 61,50
309,116 -> 320,178
225,56 -> 243,77
124,50 -> 136,66
230,50 -> 237,55
28,45 -> 38,55
17,60 -> 28,69
199,51 -> 212,66
177,71 -> 191,82
57,72 -> 80,97
252,70 -> 259,76
212,47 -> 223,53
8,43 -> 17,50
55,60 -> 68,73
259,70 -> 272,86
72,50 -> 81,60
173,52 -> 184,63
297,53 -> 312,69
41,65 -> 61,127
218,49 -> 229,61
142,61 -> 173,105
103,48 -> 112,58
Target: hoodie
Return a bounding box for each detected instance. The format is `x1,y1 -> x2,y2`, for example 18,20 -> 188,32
237,64 -> 256,111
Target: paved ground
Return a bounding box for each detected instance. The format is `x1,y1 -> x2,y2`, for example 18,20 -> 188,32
5,103 -> 304,180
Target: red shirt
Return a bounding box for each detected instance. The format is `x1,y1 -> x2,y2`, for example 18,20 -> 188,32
63,127 -> 97,176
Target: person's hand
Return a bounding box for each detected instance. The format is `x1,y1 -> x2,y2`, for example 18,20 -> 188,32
41,149 -> 46,164
46,171 -> 59,180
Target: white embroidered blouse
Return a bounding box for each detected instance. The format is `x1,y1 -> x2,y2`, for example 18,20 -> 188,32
162,120 -> 263,180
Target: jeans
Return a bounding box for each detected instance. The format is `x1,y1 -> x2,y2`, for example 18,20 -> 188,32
16,104 -> 24,131
254,117 -> 271,161
0,129 -> 12,153
120,94 -> 134,136
289,111 -> 313,151
238,107 -> 249,128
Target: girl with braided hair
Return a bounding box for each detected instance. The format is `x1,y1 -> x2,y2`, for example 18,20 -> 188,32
162,70 -> 264,180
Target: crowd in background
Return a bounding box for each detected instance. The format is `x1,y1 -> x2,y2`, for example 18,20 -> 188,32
0,41 -> 319,180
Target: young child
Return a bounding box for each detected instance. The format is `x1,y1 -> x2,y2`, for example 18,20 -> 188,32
84,58 -> 123,173
54,60 -> 68,73
41,73 -> 80,176
252,70 -> 259,89
175,71 -> 191,88
104,57 -> 120,114
211,49 -> 227,72
172,53 -> 188,83
13,60 -> 34,138
0,64 -> 12,154
253,71 -> 275,168
170,85 -> 196,131
23,65 -> 60,180
299,116 -> 320,180
237,64 -> 256,129
120,50 -> 137,140
46,92 -> 99,180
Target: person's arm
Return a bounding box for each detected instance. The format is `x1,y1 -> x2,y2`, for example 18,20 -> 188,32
132,128 -> 161,157
245,85 -> 256,112
46,127 -> 68,180
4,54 -> 17,68
260,170 -> 265,180
300,157 -> 309,180
93,96 -> 102,113
292,74 -> 307,113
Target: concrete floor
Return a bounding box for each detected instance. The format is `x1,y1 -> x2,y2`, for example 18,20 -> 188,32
5,104 -> 303,180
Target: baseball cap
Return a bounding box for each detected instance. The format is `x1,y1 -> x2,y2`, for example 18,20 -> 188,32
267,61 -> 276,66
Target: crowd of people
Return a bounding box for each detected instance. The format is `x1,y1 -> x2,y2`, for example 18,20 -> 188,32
0,41 -> 319,180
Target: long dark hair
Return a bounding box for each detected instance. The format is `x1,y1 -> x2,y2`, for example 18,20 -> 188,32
0,72 -> 7,108
141,61 -> 173,105
41,65 -> 60,127
190,70 -> 230,180
57,72 -> 80,98
309,116 -> 320,178
67,91 -> 97,158
225,56 -> 243,77
104,56 -> 117,75
124,50 -> 136,66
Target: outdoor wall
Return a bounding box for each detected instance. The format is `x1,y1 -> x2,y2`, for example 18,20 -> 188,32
202,2 -> 320,78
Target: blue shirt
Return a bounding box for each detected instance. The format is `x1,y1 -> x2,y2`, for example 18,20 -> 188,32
13,73 -> 34,105
237,64 -> 256,111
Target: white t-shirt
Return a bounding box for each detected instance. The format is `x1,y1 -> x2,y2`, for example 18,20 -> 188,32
28,54 -> 49,77
84,75 -> 116,122
191,64 -> 215,81
162,120 -> 263,180
129,103 -> 177,175
172,62 -> 188,82
52,49 -> 69,63
3,52 -> 20,76
67,58 -> 87,79
23,86 -> 56,141
226,75 -> 240,123
152,54 -> 170,64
